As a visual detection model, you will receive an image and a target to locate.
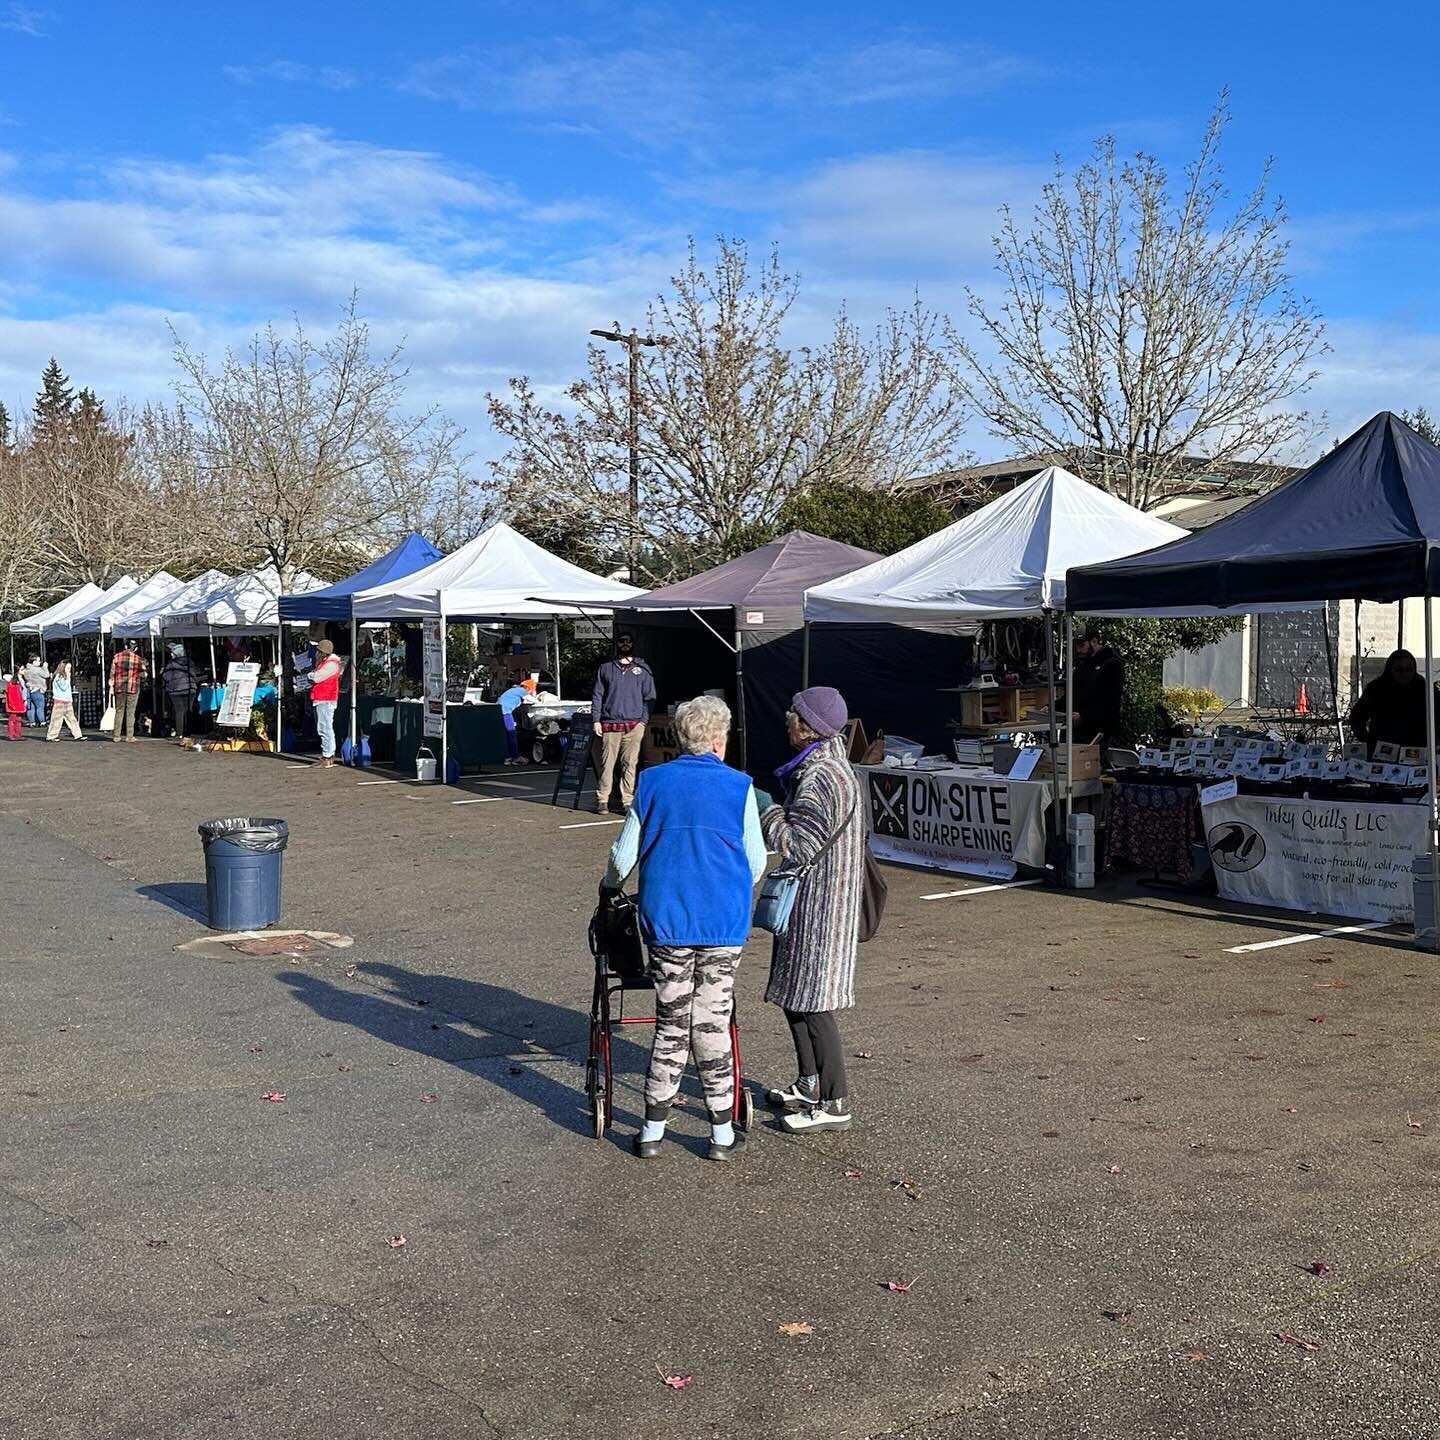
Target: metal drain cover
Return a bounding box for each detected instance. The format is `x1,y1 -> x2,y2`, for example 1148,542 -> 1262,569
226,935 -> 325,957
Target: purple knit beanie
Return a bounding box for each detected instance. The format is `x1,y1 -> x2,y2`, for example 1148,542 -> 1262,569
791,686 -> 848,738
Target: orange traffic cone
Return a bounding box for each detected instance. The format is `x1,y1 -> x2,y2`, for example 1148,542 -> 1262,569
1297,682 -> 1309,715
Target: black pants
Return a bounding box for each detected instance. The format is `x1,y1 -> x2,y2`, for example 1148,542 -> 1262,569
169,693 -> 189,737
784,1009 -> 847,1102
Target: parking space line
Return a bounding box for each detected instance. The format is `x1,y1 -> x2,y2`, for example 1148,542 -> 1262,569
1225,921 -> 1390,953
451,797 -> 505,804
920,879 -> 1041,901
559,818 -> 624,830
356,780 -> 399,787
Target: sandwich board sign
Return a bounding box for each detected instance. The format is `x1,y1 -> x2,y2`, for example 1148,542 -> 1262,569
552,710 -> 595,809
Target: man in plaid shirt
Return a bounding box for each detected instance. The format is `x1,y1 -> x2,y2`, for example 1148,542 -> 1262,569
109,638 -> 147,742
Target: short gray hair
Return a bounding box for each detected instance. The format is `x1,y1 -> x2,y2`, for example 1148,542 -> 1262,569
674,694 -> 731,755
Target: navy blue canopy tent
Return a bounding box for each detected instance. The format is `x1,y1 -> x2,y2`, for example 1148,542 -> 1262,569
278,533 -> 444,622
1067,413 -> 1440,612
275,532 -> 443,755
1066,411 -> 1440,935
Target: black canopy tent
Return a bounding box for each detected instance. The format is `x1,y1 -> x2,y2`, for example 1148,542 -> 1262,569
1067,411 -> 1440,931
616,530 -> 970,780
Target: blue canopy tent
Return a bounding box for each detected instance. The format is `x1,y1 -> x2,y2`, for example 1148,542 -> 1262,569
277,533 -> 445,755
1068,411 -> 1440,933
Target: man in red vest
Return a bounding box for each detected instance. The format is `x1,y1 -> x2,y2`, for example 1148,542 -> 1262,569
310,639 -> 343,768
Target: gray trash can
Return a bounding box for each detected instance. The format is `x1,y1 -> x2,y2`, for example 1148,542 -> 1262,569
199,818 -> 288,931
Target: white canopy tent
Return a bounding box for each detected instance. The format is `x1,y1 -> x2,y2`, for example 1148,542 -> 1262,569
8,582 -> 105,671
351,521 -> 645,621
111,569 -> 233,639
161,566 -> 325,636
352,522 -> 645,781
61,572 -> 181,637
803,467 -> 1194,830
804,467 -> 1188,623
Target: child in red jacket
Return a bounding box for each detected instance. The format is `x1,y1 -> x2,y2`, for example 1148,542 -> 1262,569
4,674 -> 25,740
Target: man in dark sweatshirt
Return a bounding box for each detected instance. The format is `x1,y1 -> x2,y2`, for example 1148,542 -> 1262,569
590,633 -> 655,814
1071,626 -> 1126,754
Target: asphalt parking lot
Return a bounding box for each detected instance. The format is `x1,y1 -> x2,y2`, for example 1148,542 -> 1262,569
3,735 -> 1439,1439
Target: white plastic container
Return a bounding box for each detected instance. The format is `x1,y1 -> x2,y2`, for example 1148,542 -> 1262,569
415,747 -> 438,783
1066,811 -> 1096,889
1413,853 -> 1437,950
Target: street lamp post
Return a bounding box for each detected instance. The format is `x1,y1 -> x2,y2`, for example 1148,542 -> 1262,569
590,326 -> 662,582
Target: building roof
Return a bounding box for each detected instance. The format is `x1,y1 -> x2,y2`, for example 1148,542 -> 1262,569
1166,494 -> 1258,530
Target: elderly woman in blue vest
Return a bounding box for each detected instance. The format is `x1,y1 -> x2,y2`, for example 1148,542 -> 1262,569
757,686 -> 865,1133
604,694 -> 767,1161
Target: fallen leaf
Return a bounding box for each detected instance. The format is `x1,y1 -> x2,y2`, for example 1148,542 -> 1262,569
100,851 -> 113,861
1124,1094 -> 1145,1103
1275,1331 -> 1318,1351
1107,1164 -> 1123,1175
956,1053 -> 985,1064
1183,952 -> 1201,959
855,1050 -> 874,1059
144,1239 -> 169,1249
1134,1035 -> 1150,1043
1101,1308 -> 1133,1325
1311,1015 -> 1325,1024
1309,1261 -> 1330,1276
1283,1106 -> 1298,1114
777,1321 -> 814,1338
1313,979 -> 1350,989
385,1234 -> 407,1248
1041,1130 -> 1060,1139
1408,1113 -> 1425,1130
884,1278 -> 919,1293
320,1051 -> 334,1057
344,965 -> 357,979
246,1045 -> 263,1053
261,1092 -> 286,1103
1066,969 -> 1081,976
508,1066 -> 523,1075
420,1093 -> 439,1104
387,1060 -> 401,1067
655,1363 -> 691,1389
843,1168 -> 863,1178
338,1064 -> 351,1072
1184,1349 -> 1209,1362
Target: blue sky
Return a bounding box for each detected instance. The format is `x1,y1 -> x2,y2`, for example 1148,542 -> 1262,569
1,1 -> 1437,463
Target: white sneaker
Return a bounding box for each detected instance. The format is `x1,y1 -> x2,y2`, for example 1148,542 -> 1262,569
780,1100 -> 852,1134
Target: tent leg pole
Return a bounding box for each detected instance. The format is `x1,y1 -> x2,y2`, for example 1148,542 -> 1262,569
275,625 -> 283,754
554,617 -> 562,696
350,617 -> 359,753
1426,601 -> 1438,951
1064,615 -> 1074,828
735,626 -> 746,773
1043,612 -> 1059,868
802,621 -> 810,689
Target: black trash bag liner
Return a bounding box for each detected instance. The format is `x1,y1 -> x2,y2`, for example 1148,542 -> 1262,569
198,818 -> 289,853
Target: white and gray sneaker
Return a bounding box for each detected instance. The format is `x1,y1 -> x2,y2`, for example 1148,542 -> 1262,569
765,1077 -> 819,1111
780,1099 -> 852,1133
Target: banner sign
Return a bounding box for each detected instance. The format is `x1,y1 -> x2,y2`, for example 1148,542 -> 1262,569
857,764 -> 1048,879
1203,793 -> 1425,923
422,619 -> 445,739
217,662 -> 260,729
552,711 -> 594,809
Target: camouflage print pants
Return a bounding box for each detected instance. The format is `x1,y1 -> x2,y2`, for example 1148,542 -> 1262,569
644,945 -> 741,1122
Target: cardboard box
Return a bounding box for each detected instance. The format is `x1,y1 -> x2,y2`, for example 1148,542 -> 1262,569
996,741 -> 1102,782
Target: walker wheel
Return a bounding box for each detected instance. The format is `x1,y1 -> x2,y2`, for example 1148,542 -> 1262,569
591,1092 -> 607,1139
737,1087 -> 755,1132
585,1057 -> 599,1103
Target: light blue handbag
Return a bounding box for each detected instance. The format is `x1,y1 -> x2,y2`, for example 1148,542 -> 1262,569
754,802 -> 857,936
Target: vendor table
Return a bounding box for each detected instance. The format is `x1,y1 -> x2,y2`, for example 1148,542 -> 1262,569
1106,781 -> 1202,883
855,762 -> 1099,879
392,698 -> 507,775
1201,791 -> 1424,924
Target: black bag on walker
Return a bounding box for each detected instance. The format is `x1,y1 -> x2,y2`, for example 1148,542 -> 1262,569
589,887 -> 646,981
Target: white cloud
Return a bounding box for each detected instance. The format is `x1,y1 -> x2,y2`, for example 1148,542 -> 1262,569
222,59 -> 357,91
0,3 -> 50,36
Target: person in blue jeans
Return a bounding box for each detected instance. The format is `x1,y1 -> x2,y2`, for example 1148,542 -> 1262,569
22,654 -> 48,728
497,677 -> 536,765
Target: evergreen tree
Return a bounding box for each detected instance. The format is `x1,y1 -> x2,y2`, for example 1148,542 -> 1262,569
0,400 -> 10,449
33,357 -> 76,438
75,386 -> 106,429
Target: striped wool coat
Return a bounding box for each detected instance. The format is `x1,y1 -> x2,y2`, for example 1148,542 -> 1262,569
760,734 -> 865,1013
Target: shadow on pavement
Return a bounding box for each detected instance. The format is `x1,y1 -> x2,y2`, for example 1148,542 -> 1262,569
276,961 -> 654,1139
137,881 -> 209,922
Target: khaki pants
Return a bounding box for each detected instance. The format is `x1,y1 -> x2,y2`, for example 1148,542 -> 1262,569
594,723 -> 644,810
113,689 -> 140,740
47,701 -> 82,740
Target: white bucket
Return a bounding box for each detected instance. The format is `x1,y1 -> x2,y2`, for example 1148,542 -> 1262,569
416,747 -> 438,783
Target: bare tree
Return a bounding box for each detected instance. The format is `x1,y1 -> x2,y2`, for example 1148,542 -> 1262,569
488,238 -> 968,579
171,296 -> 471,584
949,96 -> 1326,510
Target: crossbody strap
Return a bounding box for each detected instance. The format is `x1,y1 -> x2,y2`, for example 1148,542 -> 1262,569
781,798 -> 859,877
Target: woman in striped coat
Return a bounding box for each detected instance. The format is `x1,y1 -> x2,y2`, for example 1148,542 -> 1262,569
758,686 -> 866,1133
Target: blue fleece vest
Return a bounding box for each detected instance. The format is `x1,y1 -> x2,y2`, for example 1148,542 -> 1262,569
634,753 -> 753,948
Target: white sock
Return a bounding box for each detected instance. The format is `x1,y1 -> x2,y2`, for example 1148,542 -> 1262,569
711,1120 -> 734,1148
640,1118 -> 666,1144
